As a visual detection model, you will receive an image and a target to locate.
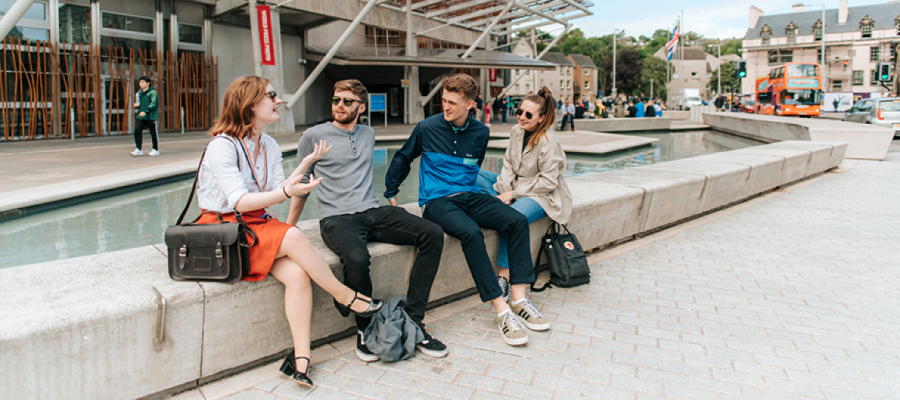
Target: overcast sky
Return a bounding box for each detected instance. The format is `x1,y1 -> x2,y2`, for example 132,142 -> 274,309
571,0 -> 890,40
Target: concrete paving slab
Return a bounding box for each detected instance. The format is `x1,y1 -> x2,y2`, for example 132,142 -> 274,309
488,130 -> 657,155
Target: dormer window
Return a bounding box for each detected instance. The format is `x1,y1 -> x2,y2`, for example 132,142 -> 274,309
813,20 -> 823,41
861,15 -> 875,38
786,22 -> 798,44
761,25 -> 772,45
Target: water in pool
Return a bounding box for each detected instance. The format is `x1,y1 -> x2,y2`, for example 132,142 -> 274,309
0,130 -> 760,269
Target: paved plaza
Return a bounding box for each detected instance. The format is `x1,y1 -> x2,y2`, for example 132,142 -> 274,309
168,143 -> 900,400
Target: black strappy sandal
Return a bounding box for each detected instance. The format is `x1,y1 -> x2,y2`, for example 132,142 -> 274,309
279,350 -> 313,388
334,291 -> 384,318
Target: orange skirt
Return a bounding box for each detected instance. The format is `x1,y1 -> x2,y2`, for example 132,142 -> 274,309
196,209 -> 295,282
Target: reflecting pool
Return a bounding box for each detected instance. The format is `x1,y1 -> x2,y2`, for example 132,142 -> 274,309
0,130 -> 761,268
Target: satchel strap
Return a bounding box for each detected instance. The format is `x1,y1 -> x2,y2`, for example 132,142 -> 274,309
176,136 -> 239,226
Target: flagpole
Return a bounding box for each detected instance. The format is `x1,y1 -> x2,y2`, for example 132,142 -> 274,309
680,11 -> 684,110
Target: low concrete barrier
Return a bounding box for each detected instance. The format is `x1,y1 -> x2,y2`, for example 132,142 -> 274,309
0,141 -> 848,399
663,110 -> 689,120
574,117 -> 671,132
689,105 -> 717,122
703,112 -> 893,160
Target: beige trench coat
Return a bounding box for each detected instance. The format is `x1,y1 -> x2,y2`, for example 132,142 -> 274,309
494,124 -> 573,224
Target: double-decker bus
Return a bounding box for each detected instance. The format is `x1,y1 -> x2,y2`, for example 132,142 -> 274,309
754,62 -> 822,117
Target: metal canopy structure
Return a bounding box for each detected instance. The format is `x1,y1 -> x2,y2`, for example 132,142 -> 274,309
303,46 -> 559,70
277,0 -> 593,109
391,0 -> 593,34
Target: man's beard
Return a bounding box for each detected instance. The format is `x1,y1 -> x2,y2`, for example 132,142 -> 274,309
332,107 -> 359,124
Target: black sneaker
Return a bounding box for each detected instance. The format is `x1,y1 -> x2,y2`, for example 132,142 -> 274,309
416,325 -> 449,358
356,330 -> 379,362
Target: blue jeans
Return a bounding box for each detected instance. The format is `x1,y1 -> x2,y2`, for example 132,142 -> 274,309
476,170 -> 547,269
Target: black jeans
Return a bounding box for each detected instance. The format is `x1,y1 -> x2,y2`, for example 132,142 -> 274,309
559,114 -> 574,131
133,119 -> 159,151
422,192 -> 534,302
320,206 -> 444,329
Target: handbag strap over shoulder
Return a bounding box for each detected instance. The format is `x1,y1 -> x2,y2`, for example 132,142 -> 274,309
175,136 -> 240,226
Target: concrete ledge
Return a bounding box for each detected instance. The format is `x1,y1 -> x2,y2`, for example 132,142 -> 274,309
703,112 -> 892,160
0,141 -> 847,399
574,117 -> 671,132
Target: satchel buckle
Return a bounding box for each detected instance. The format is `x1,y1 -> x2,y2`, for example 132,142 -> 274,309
215,242 -> 224,270
178,245 -> 188,270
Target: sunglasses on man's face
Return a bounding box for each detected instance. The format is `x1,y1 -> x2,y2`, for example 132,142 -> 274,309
331,96 -> 362,107
265,90 -> 277,101
515,109 -> 538,119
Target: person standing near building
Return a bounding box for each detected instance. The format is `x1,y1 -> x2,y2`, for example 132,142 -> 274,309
501,96 -> 509,124
475,94 -> 484,122
385,74 -> 542,346
131,76 -> 160,156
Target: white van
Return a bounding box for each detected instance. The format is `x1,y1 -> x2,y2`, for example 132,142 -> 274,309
683,89 -> 703,108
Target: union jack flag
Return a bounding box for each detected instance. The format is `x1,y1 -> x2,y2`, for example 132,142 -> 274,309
665,23 -> 679,62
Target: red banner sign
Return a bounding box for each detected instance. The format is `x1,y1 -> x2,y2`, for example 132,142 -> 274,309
489,68 -> 497,82
257,5 -> 275,66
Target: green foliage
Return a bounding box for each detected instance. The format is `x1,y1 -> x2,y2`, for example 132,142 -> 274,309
640,57 -> 669,100
600,47 -> 644,96
704,38 -> 742,56
516,29 -> 553,40
709,62 -> 740,94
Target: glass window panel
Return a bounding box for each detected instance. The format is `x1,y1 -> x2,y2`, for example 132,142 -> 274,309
0,0 -> 47,21
4,26 -> 50,44
102,12 -> 154,34
871,46 -> 880,61
100,36 -> 156,57
853,70 -> 864,85
58,4 -> 91,44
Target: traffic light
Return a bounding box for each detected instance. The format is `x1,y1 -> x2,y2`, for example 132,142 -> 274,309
878,62 -> 893,82
735,60 -> 747,79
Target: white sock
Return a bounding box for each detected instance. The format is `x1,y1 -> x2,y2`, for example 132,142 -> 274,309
511,298 -> 527,306
497,309 -> 511,318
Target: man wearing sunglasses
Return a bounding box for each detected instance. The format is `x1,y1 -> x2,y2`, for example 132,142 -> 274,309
384,74 -> 536,347
288,79 -> 448,362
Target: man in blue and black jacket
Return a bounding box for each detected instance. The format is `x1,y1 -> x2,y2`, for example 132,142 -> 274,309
385,74 -> 541,347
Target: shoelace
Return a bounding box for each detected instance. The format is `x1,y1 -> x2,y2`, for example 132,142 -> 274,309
503,311 -> 523,331
520,299 -> 543,319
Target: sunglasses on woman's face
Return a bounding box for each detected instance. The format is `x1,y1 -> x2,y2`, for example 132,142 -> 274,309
331,96 -> 362,107
265,90 -> 277,101
515,109 -> 537,119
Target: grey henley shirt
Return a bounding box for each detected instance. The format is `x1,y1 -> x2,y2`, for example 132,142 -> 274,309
297,122 -> 380,220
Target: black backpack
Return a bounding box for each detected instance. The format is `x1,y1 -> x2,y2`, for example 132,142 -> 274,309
531,223 -> 591,291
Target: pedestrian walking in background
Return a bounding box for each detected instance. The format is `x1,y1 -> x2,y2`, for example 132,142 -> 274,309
475,94 -> 484,122
131,76 -> 160,156
485,100 -> 491,126
501,96 -> 509,124
715,95 -> 725,112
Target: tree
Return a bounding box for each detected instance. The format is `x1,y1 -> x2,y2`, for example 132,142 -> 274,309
703,38 -> 742,56
516,29 -> 553,41
708,62 -> 740,95
640,56 -> 669,100
600,47 -> 643,96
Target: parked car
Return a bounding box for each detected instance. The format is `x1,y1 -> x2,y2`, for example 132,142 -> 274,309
842,97 -> 900,136
741,100 -> 757,113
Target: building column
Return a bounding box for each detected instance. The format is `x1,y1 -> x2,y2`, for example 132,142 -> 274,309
265,8 -> 296,134
405,0 -> 423,124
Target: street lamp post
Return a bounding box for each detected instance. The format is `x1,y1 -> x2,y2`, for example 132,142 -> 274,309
650,78 -> 654,98
612,28 -> 619,97
709,43 -> 721,96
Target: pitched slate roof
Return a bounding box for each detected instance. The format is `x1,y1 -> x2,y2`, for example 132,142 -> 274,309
745,3 -> 900,39
568,54 -> 597,68
670,46 -> 709,60
540,52 -> 576,66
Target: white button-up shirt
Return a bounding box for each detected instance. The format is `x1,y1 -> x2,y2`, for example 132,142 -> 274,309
196,133 -> 285,213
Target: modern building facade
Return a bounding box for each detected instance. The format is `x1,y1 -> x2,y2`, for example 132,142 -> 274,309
742,0 -> 900,95
1,0 -> 593,141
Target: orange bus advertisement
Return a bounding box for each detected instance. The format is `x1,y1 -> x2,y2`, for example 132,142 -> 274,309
755,62 -> 822,117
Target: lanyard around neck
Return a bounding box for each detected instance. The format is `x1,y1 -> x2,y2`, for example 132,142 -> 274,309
238,136 -> 267,190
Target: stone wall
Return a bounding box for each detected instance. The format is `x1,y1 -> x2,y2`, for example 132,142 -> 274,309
573,117 -> 671,132
0,141 -> 847,399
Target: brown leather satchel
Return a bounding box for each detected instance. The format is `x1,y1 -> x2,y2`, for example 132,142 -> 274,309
164,138 -> 256,282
